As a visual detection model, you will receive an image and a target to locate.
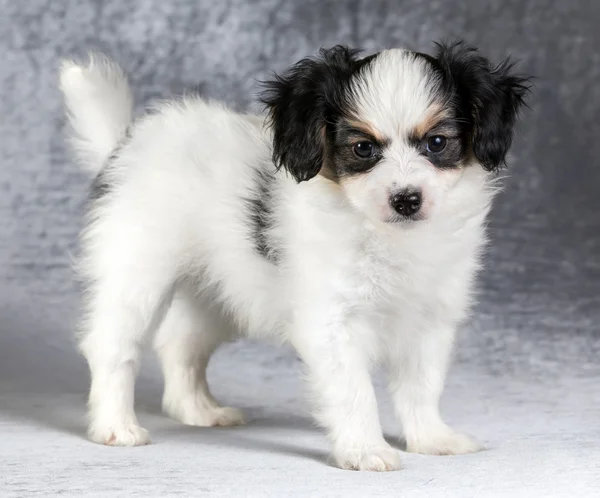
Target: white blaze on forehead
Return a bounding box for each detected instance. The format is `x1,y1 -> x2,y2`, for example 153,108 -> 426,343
350,49 -> 441,140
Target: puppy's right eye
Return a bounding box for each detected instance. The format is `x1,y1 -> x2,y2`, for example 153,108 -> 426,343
353,141 -> 375,159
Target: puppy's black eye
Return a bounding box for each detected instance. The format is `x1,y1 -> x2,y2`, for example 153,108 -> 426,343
426,135 -> 447,153
353,141 -> 375,159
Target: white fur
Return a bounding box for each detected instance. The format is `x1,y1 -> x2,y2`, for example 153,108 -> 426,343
59,55 -> 133,171
60,51 -> 496,471
344,50 -> 467,224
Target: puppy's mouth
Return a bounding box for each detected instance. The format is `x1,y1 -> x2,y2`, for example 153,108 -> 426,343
384,212 -> 427,224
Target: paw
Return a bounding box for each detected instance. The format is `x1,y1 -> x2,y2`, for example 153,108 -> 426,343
165,398 -> 245,427
407,430 -> 483,456
89,422 -> 151,447
333,443 -> 402,472
199,406 -> 246,427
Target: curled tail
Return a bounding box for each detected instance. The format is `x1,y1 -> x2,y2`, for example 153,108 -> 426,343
59,54 -> 133,173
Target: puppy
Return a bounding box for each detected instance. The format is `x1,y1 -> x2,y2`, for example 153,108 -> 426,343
59,41 -> 529,471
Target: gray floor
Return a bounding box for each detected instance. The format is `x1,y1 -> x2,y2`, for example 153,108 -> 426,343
1,295 -> 599,497
1,1 -> 600,496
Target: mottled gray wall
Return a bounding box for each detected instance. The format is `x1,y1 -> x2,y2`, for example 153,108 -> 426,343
0,0 -> 598,389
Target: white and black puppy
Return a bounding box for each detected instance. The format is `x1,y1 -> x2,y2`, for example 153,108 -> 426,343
59,41 -> 529,471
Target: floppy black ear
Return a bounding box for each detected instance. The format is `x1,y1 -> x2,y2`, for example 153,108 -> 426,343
435,41 -> 531,171
260,46 -> 362,182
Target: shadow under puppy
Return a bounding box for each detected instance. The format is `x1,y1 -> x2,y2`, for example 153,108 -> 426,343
59,41 -> 529,471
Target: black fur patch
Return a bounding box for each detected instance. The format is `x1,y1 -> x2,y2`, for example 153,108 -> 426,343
89,127 -> 132,201
259,46 -> 378,183
427,41 -> 531,171
89,169 -> 112,201
260,43 -> 529,182
246,167 -> 278,263
408,119 -> 466,170
330,121 -> 389,178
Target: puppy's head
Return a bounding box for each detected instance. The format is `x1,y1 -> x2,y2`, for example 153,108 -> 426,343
261,42 -> 530,224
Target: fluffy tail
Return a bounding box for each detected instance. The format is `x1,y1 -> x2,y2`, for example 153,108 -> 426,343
59,54 -> 133,173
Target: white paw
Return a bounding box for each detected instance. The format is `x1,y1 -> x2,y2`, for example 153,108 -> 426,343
407,430 -> 484,455
209,406 -> 246,427
164,398 -> 246,427
333,443 -> 402,472
186,405 -> 245,427
89,422 -> 151,447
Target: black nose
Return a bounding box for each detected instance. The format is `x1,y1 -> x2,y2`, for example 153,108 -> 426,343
390,190 -> 422,217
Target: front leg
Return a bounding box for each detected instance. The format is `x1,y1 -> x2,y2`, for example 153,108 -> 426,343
292,313 -> 401,471
387,324 -> 483,455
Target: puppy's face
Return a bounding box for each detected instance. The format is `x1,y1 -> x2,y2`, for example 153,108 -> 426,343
261,43 -> 530,225
328,55 -> 467,223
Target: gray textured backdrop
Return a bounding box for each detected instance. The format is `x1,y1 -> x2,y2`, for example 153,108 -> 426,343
1,1 -> 599,497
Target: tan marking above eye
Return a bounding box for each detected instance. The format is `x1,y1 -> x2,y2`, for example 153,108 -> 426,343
345,118 -> 387,143
412,104 -> 451,139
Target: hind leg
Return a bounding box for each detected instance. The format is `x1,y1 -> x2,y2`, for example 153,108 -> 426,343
80,269 -> 174,446
78,199 -> 180,446
154,286 -> 245,427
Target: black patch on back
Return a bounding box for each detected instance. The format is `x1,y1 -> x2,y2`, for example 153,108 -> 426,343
89,127 -> 132,201
90,172 -> 111,201
245,167 -> 278,263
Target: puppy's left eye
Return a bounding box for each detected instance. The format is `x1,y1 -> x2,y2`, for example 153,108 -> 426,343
353,141 -> 375,159
426,135 -> 447,153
